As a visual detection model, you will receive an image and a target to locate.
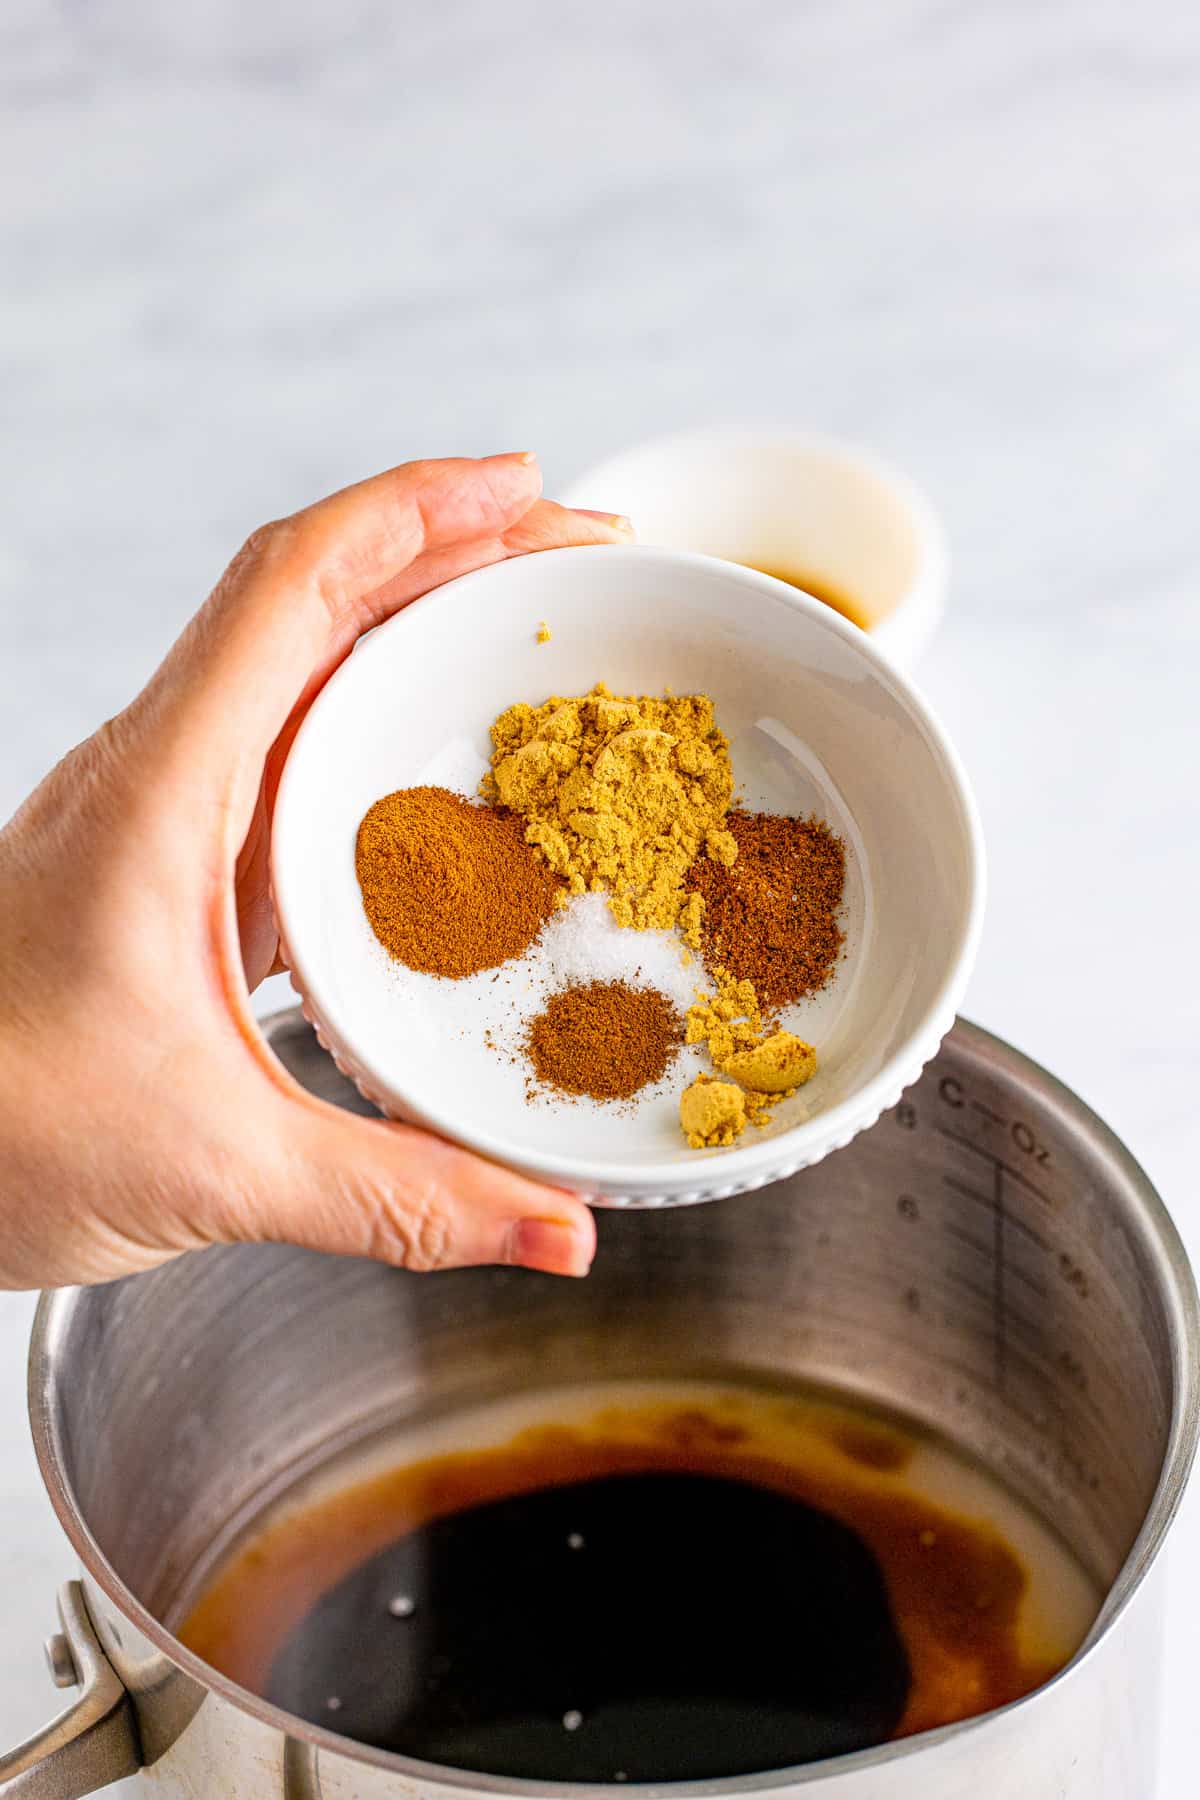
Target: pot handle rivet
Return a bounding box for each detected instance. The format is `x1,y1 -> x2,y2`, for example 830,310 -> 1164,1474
43,1633 -> 78,1690
0,1582 -> 141,1794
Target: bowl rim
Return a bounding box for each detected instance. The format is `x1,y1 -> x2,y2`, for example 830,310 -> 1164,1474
270,543 -> 986,1195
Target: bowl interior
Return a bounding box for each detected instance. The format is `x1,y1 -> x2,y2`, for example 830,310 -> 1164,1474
271,546 -> 980,1193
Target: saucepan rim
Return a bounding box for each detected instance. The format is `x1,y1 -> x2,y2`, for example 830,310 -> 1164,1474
26,1016 -> 1200,1795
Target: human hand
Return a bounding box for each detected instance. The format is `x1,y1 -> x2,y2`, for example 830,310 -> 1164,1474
0,454 -> 629,1289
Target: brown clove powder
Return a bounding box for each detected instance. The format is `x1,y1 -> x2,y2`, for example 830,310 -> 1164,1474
685,811 -> 845,1010
355,786 -> 561,978
526,981 -> 683,1101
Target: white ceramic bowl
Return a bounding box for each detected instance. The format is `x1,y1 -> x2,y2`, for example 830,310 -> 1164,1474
561,429 -> 948,669
271,545 -> 983,1206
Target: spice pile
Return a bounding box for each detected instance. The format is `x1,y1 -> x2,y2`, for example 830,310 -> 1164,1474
353,683 -> 847,1151
680,1029 -> 821,1150
684,811 -> 845,1008
526,981 -> 682,1102
676,966 -> 821,1148
483,684 -> 734,938
355,787 -> 560,978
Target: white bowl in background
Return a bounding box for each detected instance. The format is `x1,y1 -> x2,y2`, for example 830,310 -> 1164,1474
271,545 -> 983,1206
561,429 -> 948,670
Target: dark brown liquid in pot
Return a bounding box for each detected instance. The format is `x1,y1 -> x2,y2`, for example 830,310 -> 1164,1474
268,1470 -> 907,1780
180,1393 -> 1082,1784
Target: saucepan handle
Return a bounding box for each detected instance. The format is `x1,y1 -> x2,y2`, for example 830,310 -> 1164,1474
0,1583 -> 141,1796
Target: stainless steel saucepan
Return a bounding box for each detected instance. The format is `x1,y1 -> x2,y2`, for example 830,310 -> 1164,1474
2,1011 -> 1196,1798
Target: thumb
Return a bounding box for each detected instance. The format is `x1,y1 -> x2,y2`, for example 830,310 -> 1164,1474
239,1097 -> 596,1278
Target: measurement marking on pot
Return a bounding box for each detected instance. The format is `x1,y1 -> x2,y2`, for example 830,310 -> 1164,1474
934,1134 -> 1055,1393
935,1191 -> 1007,1390
935,1123 -> 1057,1209
943,1218 -> 992,1259
1006,1259 -> 1048,1300
942,1267 -> 1043,1353
1056,1346 -> 1089,1395
937,1082 -> 1053,1166
942,1173 -> 1051,1252
1057,1254 -> 1090,1299
935,1125 -> 1105,1421
991,1158 -> 1007,1393
943,1264 -> 1045,1343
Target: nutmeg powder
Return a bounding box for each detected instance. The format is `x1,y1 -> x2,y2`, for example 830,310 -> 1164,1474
526,981 -> 683,1101
685,811 -> 845,1010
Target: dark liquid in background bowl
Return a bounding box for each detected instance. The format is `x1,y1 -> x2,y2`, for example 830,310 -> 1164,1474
743,564 -> 871,631
179,1387 -> 1095,1785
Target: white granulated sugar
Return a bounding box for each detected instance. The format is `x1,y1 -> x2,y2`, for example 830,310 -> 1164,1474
373,889 -> 704,1119
522,893 -> 698,1014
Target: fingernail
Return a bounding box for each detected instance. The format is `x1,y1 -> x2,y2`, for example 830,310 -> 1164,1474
507,1216 -> 593,1277
483,451 -> 539,468
572,507 -> 634,533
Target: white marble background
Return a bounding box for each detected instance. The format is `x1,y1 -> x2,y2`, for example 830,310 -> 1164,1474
1,0 -> 1198,1791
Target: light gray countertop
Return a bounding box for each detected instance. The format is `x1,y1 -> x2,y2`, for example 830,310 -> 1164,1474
2,2 -> 1198,1791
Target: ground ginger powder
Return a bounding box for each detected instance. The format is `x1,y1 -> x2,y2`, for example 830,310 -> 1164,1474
682,968 -> 818,1147
679,1074 -> 747,1149
482,684 -> 736,934
722,1031 -> 817,1093
684,966 -> 766,1066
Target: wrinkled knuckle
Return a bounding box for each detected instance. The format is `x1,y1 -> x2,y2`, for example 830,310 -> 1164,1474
223,517 -> 296,591
378,1179 -> 455,1272
242,517 -> 285,562
240,513 -> 347,623
65,725 -> 114,787
88,706 -> 140,769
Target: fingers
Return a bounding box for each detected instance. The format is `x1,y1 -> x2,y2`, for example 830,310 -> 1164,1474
373,497 -> 634,604
502,498 -> 635,555
562,506 -> 635,531
133,457 -> 632,795
139,454 -> 540,758
235,1102 -> 595,1278
262,452 -> 547,634
241,497 -> 635,887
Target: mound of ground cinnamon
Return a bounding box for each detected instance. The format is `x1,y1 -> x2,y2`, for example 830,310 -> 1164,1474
685,810 -> 845,1009
526,980 -> 683,1101
355,786 -> 560,978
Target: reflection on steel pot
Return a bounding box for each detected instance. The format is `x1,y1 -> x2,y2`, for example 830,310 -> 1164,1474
2,1012 -> 1196,1798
